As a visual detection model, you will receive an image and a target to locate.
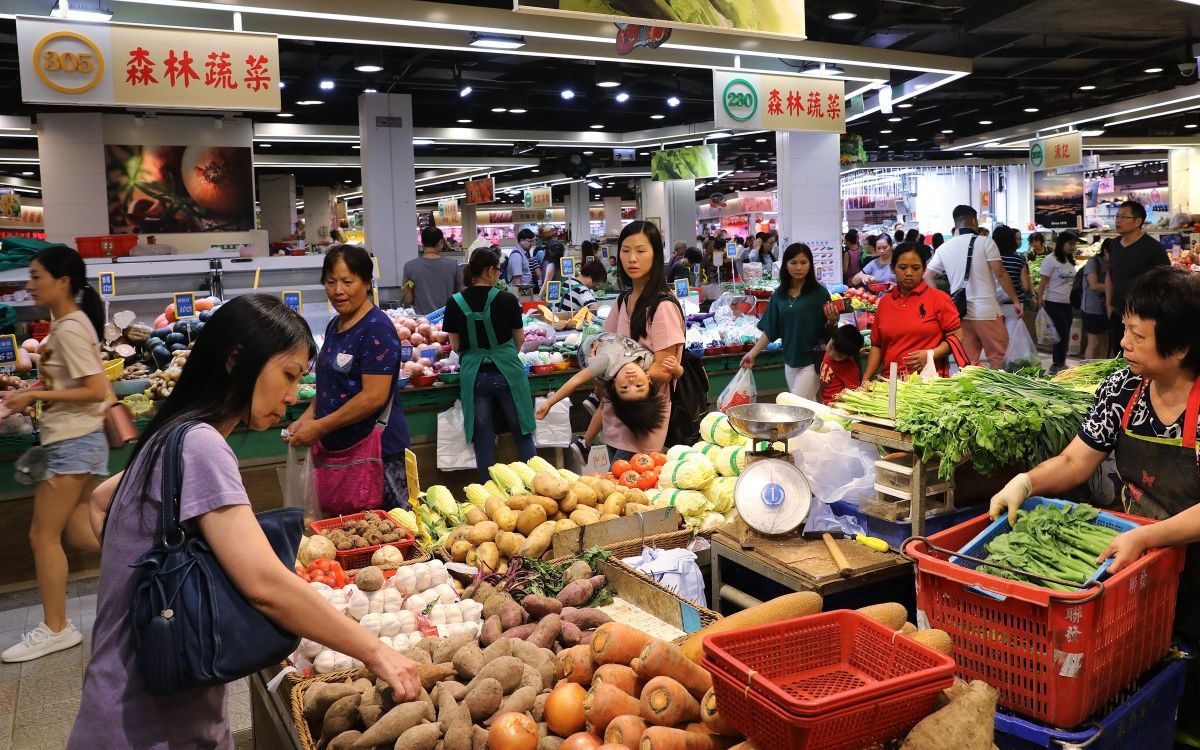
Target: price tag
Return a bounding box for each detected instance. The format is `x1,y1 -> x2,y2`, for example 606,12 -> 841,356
98,272 -> 116,298
0,335 -> 17,370
561,257 -> 575,278
584,256 -> 595,266
546,281 -> 561,303
282,291 -> 302,313
400,344 -> 414,363
674,278 -> 690,298
600,246 -> 610,260
419,347 -> 439,362
726,241 -> 737,256
173,292 -> 196,319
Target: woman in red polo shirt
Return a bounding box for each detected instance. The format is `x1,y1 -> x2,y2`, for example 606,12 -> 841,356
862,242 -> 963,381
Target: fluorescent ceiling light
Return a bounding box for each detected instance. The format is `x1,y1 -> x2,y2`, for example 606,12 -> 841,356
1080,85 -> 1097,91
20,171 -> 34,176
469,32 -> 526,50
1081,129 -> 1105,136
509,107 -> 527,114
906,138 -> 917,142
650,114 -> 665,120
590,124 -> 604,129
319,80 -> 335,90
354,64 -> 383,73
879,129 -> 892,134
1023,107 -> 1039,113
1187,124 -> 1199,128
583,150 -> 593,155
456,117 -> 472,123
615,92 -> 630,103
279,82 -> 286,89
941,129 -> 954,133
667,95 -> 681,107
459,85 -> 473,97
587,180 -> 602,188
352,145 -> 360,149
491,107 -> 508,113
964,152 -> 973,156
296,100 -> 323,105
1144,67 -> 1163,73
363,88 -> 377,93
1105,102 -> 1200,127
276,113 -> 294,118
979,119 -> 993,125
888,117 -> 902,122
412,139 -> 434,145
561,89 -> 575,100
259,143 -> 272,148
828,11 -> 857,20
897,103 -> 913,109
755,138 -> 767,142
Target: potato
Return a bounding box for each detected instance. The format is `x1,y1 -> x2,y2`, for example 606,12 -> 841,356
469,542 -> 501,572
554,519 -> 577,533
517,504 -> 548,535
506,496 -> 532,511
451,540 -> 473,563
623,487 -> 649,506
485,496 -> 508,521
569,506 -> 601,526
594,478 -> 619,498
493,506 -> 519,533
467,521 -> 499,546
558,489 -> 579,514
528,495 -> 559,515
564,561 -> 593,584
355,566 -> 385,592
551,511 -> 566,521
570,481 -> 598,507
519,521 -> 557,559
601,513 -> 620,521
531,472 -> 569,500
465,507 -> 489,525
446,526 -> 470,548
624,503 -> 653,516
495,531 -> 525,558
601,493 -> 627,516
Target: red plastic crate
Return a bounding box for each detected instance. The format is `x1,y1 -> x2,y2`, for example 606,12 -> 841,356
75,234 -> 137,258
903,510 -> 1185,728
309,511 -> 416,570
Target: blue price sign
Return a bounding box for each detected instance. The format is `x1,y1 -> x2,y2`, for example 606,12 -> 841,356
546,281 -> 561,303
675,278 -> 690,298
0,335 -> 16,366
561,258 -> 575,278
400,344 -> 413,363
726,241 -> 737,255
173,292 -> 196,319
282,291 -> 302,313
601,246 -> 610,260
585,256 -> 595,266
98,272 -> 116,298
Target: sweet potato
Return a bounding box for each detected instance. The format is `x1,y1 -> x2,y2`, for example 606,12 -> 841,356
699,689 -> 738,736
640,676 -> 700,726
327,730 -> 363,750
500,598 -> 528,631
472,725 -> 490,750
605,714 -> 648,749
584,681 -> 643,734
444,702 -> 474,750
481,615 -> 504,647
900,679 -> 997,750
488,685 -> 539,725
320,693 -> 361,748
358,704 -> 383,728
396,722 -> 441,750
351,699 -> 431,748
417,662 -> 457,690
453,643 -> 485,681
467,655 -> 526,694
463,677 -> 504,723
434,633 -> 477,664
523,594 -> 564,618
303,682 -> 358,723
501,622 -> 539,640
481,636 -> 513,664
532,693 -> 549,722
557,644 -> 595,684
556,579 -> 596,608
440,681 -> 469,701
562,607 -> 613,630
592,623 -> 653,666
519,663 -> 544,693
593,664 -> 642,697
635,640 -> 713,701
528,613 -> 563,649
561,621 -> 584,646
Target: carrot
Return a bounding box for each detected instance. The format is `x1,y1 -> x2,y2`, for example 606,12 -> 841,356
584,682 -> 643,734
557,645 -> 596,684
604,714 -> 648,749
593,664 -> 643,697
592,623 -> 653,666
639,676 -> 700,727
698,689 -> 738,737
638,726 -> 740,750
635,640 -> 713,701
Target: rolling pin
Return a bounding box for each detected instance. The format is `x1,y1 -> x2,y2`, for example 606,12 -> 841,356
821,533 -> 854,577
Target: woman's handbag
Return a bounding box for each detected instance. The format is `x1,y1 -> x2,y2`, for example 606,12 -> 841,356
310,395 -> 395,516
130,421 -> 303,694
103,401 -> 138,448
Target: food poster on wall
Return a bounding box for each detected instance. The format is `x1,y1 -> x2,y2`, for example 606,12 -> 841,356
514,0 -> 806,40
798,239 -> 839,287
105,145 -> 254,233
1033,170 -> 1084,229
651,144 -> 718,181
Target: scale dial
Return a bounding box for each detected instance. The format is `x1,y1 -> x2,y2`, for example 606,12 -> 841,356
734,457 -> 813,536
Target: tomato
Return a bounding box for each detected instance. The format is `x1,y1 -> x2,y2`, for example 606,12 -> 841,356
611,459 -> 633,477
650,451 -> 668,467
630,453 -> 656,472
618,470 -> 642,488
636,471 -> 659,490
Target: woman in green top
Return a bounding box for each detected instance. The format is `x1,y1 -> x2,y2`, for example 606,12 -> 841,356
741,243 -> 838,400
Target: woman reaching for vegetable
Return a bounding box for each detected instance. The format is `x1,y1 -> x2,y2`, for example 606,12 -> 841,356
852,234 -> 897,287
989,267 -> 1200,737
862,242 -> 964,381
69,295 -> 421,749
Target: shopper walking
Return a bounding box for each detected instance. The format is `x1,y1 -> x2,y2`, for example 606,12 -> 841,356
995,225 -> 1033,328
1037,233 -> 1078,373
1104,200 -> 1168,355
287,245 -> 411,513
597,221 -> 685,461
863,242 -> 963,380
1081,242 -> 1110,360
504,228 -> 535,286
70,295 -> 421,749
926,205 -> 1023,369
668,242 -> 689,281
402,226 -> 462,315
742,243 -> 838,400
852,234 -> 897,286
443,248 -> 537,480
0,246 -> 106,663
843,229 -> 864,285
538,240 -> 566,299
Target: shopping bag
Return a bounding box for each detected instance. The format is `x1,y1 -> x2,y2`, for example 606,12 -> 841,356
1035,308 -> 1060,346
717,368 -> 757,412
280,446 -> 321,526
533,396 -> 571,447
918,350 -> 939,379
436,400 -> 477,470
1003,317 -> 1042,371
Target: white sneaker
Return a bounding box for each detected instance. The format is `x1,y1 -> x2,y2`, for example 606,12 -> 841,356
1,621 -> 83,663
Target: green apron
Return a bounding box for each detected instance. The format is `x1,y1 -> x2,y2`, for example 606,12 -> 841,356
451,288 -> 536,443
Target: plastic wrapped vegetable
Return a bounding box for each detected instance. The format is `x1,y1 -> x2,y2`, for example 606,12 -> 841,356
657,457 -> 716,491
704,477 -> 737,513
699,412 -> 740,447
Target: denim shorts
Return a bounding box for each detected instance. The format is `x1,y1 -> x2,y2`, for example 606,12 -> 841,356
44,429 -> 109,478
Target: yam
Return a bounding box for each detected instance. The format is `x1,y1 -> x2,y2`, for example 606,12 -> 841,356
472,725 -> 490,750
528,613 -> 562,650
395,722 -> 442,750
327,730 -> 362,750
571,481 -> 598,507
518,663 -> 544,693
539,737 -> 564,750
453,642 -> 485,681
433,633 -> 477,664
857,602 -> 908,631
470,581 -> 498,605
519,521 -> 557,559
532,693 -> 549,722
679,592 -> 823,663
531,472 -> 570,500
303,682 -> 359,723
522,595 -> 564,618
405,647 -> 433,665
481,616 -> 503,647
562,607 -> 613,630
467,655 -> 526,694
352,699 -> 432,747
440,681 -> 470,702
501,623 -> 539,640
481,637 -> 513,664
467,521 -> 500,546
444,701 -> 474,750
417,662 -> 457,690
358,705 -> 383,728
463,677 -> 505,723
488,685 -> 539,724
320,693 -> 361,748
900,680 -> 997,750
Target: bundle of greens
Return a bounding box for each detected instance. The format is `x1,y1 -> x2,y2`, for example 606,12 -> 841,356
472,547 -> 614,607
1051,356 -> 1126,391
977,503 -> 1121,591
836,366 -> 1095,480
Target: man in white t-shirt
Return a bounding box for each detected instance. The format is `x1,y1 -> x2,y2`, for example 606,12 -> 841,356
926,205 -> 1023,369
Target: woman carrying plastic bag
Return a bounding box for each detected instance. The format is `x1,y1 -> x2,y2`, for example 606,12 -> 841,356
1003,316 -> 1043,372
718,368 -> 756,412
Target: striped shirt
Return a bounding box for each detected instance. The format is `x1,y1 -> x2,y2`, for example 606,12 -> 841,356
553,277 -> 597,313
997,253 -> 1029,304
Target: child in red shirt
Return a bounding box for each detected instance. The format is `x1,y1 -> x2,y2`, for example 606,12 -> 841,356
819,325 -> 864,405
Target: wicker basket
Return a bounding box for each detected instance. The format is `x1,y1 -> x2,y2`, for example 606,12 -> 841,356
289,669 -> 362,750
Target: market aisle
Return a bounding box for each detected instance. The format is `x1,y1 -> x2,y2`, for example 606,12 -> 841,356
0,583 -> 252,750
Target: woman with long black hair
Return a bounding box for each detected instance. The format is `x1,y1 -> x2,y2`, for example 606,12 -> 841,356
0,246 -> 107,663
69,295 -> 420,747
1039,232 -> 1079,374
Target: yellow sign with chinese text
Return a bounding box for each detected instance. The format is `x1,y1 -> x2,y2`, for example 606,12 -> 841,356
17,16 -> 280,111
713,70 -> 845,134
1030,132 -> 1082,172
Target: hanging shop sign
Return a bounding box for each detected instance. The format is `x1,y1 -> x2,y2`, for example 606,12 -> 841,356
524,187 -> 552,209
464,177 -> 494,206
438,198 -> 460,225
652,144 -> 718,181
16,16 -> 280,111
1029,132 -> 1081,171
512,208 -> 551,224
713,71 -> 845,134
515,0 -> 805,40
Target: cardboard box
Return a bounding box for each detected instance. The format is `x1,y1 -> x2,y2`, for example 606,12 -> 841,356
597,557 -> 709,634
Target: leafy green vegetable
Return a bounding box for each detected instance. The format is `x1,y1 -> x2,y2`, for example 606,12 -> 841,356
978,503 -> 1120,590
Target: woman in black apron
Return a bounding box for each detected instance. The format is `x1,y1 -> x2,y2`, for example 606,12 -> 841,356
988,267 -> 1200,741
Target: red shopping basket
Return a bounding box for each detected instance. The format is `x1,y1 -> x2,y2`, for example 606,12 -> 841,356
310,511 -> 416,570
903,510 -> 1185,728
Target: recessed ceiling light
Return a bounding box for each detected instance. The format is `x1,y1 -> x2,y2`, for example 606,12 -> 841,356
906,138 -> 917,142
1144,67 -> 1163,73
279,82 -> 286,89
1023,107 -> 1039,113
888,117 -> 902,122
964,152 -> 973,156
615,92 -> 630,103
583,150 -> 594,155
363,88 -> 377,93
259,143 -> 272,148
354,64 -> 383,73
880,129 -> 892,134
828,11 -> 857,20
319,80 -> 335,91
456,118 -> 473,123
531,169 -> 539,173
667,95 -> 681,107
941,129 -> 954,133
276,113 -> 293,118
650,114 -> 665,120
590,124 -> 604,129
1080,84 -> 1096,91
344,179 -> 352,183
1187,124 -> 1198,129
296,100 -> 323,106
469,32 -> 526,50
754,138 -> 767,143
459,85 -> 473,98
561,89 -> 575,100
979,119 -> 993,125
20,171 -> 34,176
897,103 -> 913,109
491,106 -> 508,113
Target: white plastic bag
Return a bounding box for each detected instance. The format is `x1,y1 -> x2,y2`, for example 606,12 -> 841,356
793,429 -> 877,506
919,350 -> 939,380
1035,308 -> 1060,346
436,400 -> 477,470
718,368 -> 757,412
533,396 -> 571,447
1004,317 -> 1042,371
281,446 -> 320,525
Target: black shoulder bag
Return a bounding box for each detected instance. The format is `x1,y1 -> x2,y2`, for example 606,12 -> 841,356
130,421 -> 304,694
950,236 -> 977,318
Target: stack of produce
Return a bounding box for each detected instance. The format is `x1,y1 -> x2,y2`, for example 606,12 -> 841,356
835,366 -> 1095,481
977,503 -> 1120,591
0,374 -> 35,435
1050,356 -> 1126,392
308,510 -> 410,552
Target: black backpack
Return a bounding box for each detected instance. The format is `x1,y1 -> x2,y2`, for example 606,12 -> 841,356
1069,266 -> 1086,310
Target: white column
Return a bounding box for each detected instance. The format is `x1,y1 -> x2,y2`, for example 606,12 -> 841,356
664,179 -> 697,255
359,92 -> 417,289
258,173 -> 296,243
776,131 -> 841,286
566,183 -> 590,244
461,203 -> 478,245
37,113 -> 108,244
603,196 -> 622,238
303,186 -> 333,245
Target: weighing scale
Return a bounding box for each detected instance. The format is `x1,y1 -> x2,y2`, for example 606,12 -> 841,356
724,404 -> 815,548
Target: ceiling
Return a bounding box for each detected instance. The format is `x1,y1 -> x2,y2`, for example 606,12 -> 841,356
1,0 -> 1199,205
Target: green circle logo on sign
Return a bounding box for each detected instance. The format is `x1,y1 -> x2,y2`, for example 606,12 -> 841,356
523,191 -> 533,208
722,78 -> 757,123
1030,143 -> 1044,168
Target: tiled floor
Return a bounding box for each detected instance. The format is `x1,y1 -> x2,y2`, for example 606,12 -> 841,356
0,579 -> 253,750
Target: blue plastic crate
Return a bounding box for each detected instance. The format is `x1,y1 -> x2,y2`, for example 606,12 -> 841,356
828,499 -> 984,550
994,646 -> 1192,750
426,307 -> 445,325
949,497 -> 1137,585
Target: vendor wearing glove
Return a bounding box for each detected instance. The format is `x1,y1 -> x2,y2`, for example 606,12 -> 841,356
989,267 -> 1200,738
862,243 -> 963,381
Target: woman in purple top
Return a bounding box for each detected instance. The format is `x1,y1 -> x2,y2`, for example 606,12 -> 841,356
69,295 -> 421,749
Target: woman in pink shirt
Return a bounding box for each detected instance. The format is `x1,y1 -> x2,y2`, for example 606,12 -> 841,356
596,221 -> 685,462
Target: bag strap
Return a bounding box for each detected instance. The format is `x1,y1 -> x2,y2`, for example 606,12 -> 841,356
159,420 -> 202,545
959,236 -> 976,292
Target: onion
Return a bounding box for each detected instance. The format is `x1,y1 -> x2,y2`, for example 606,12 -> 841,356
545,682 -> 587,737
409,333 -> 426,347
415,317 -> 429,327
435,331 -> 450,344
560,733 -> 603,750
488,713 -> 538,750
396,326 -> 412,341
417,357 -> 432,367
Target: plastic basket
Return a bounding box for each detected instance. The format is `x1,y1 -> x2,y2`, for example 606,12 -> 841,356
994,646 -> 1192,750
425,306 -> 445,325
829,499 -> 984,550
75,234 -> 136,258
702,611 -> 954,750
309,511 -> 417,570
903,508 -> 1185,727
